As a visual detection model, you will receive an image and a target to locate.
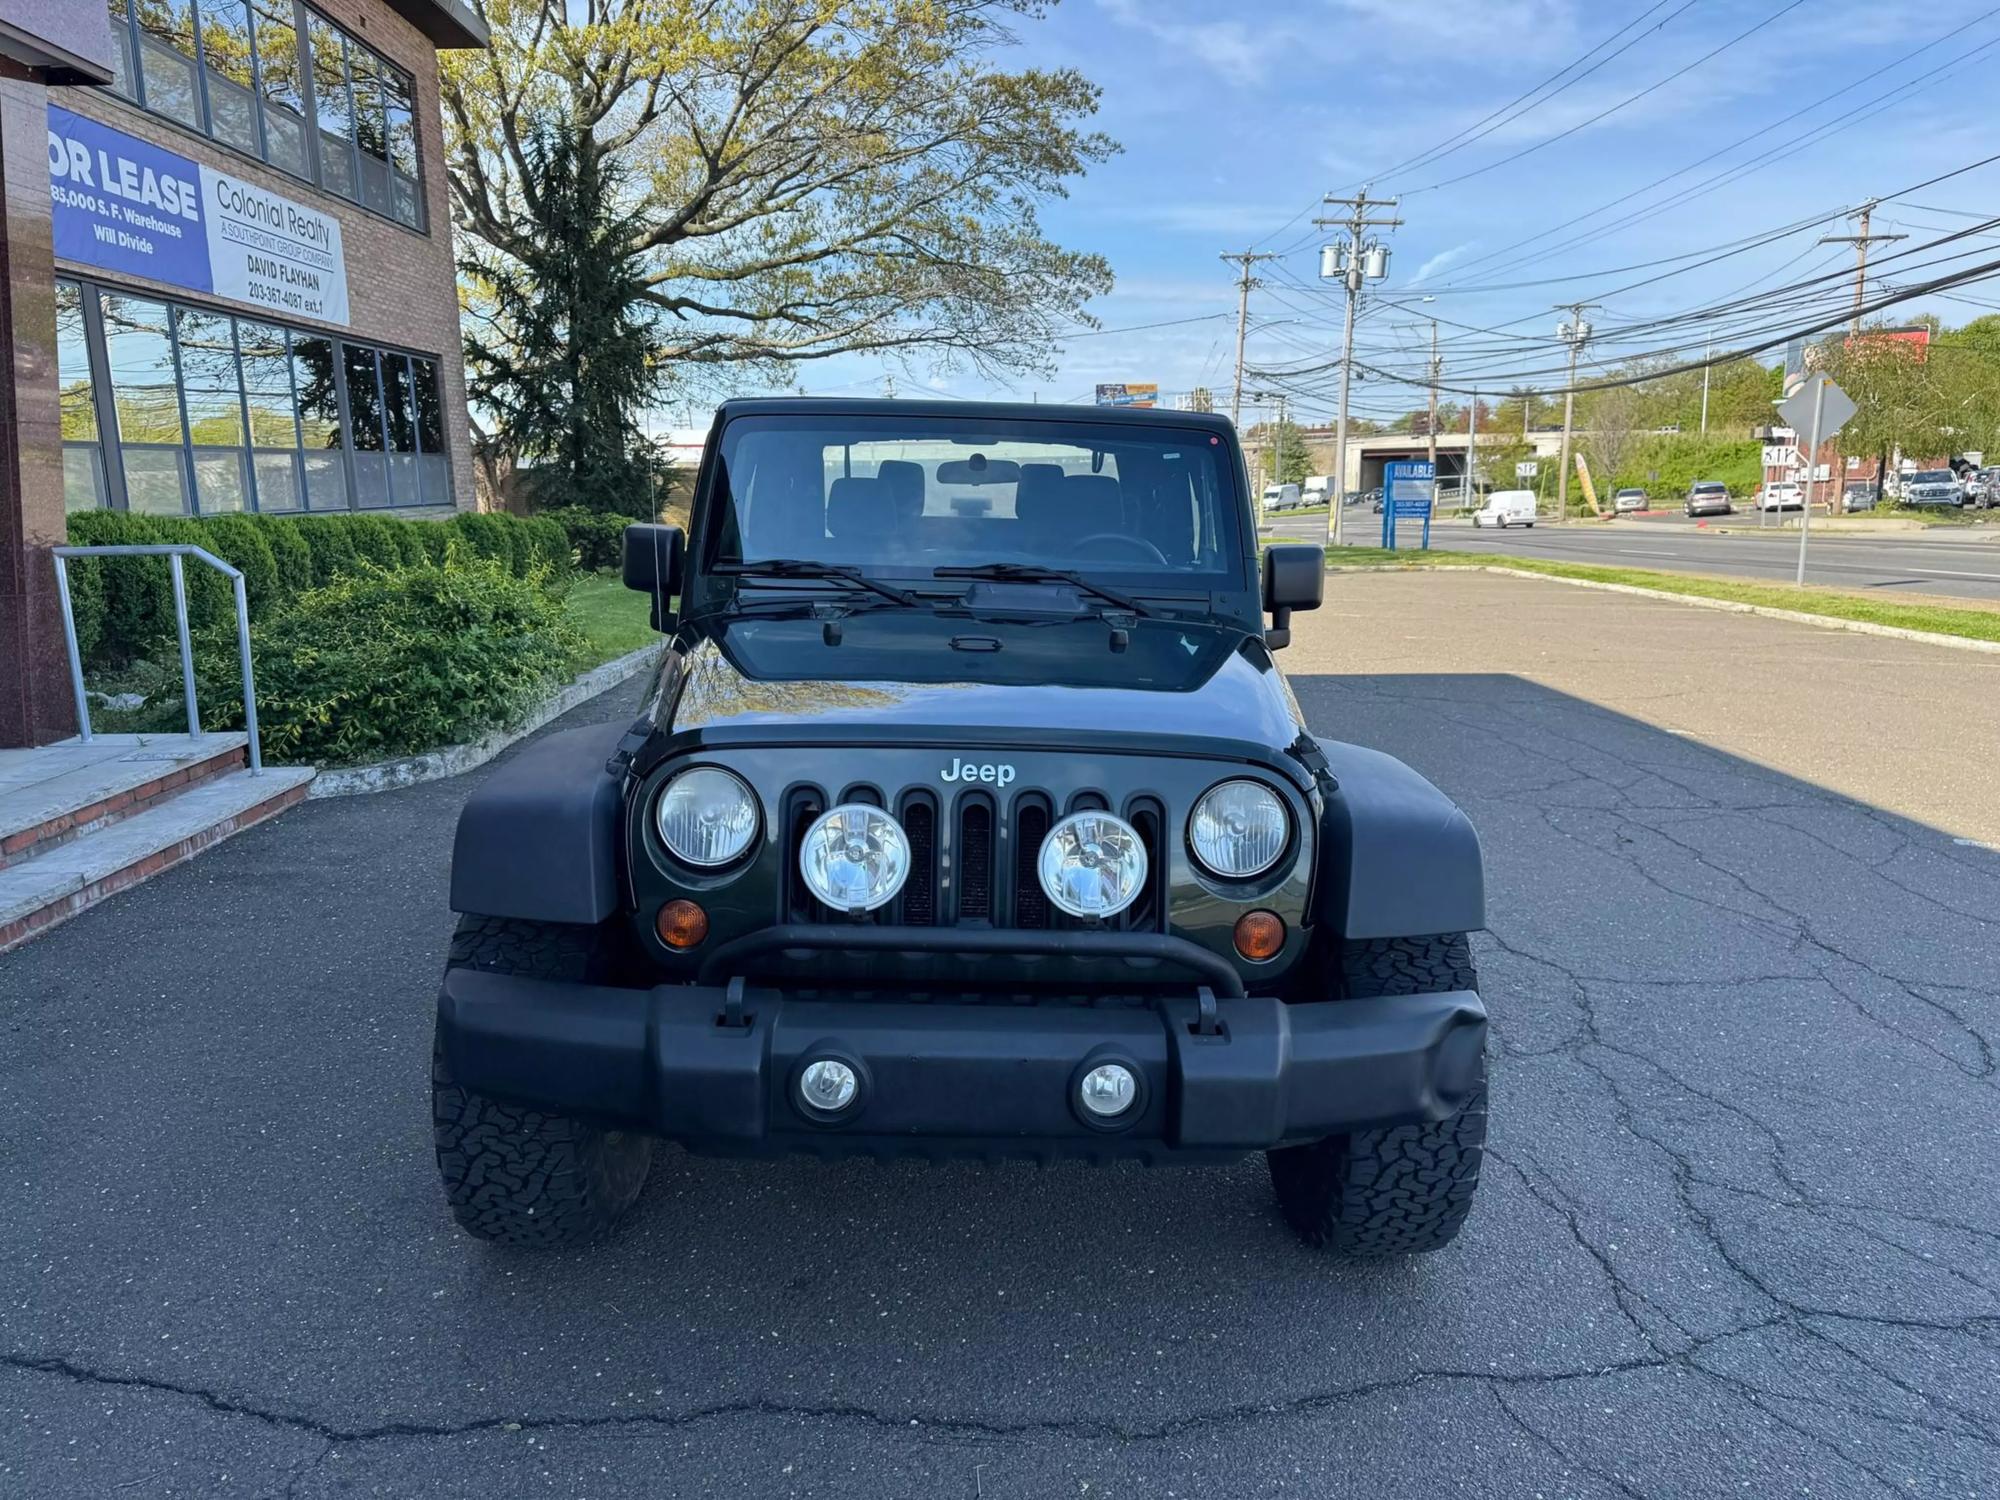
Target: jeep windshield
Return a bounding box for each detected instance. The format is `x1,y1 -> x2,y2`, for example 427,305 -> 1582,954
704,413 -> 1245,588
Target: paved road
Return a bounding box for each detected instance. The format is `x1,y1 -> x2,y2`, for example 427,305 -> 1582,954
6,576 -> 1999,1498
1266,510 -> 2000,601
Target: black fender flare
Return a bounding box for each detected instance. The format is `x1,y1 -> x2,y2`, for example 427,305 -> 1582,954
449,721 -> 628,925
1311,738 -> 1484,941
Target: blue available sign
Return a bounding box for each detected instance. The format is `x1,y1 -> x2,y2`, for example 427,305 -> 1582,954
47,105 -> 212,293
1381,460 -> 1434,550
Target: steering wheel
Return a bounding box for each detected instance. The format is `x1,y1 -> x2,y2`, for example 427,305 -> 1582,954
1072,533 -> 1169,564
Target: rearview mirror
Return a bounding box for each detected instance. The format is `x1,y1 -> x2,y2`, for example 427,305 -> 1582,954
936,456 -> 1021,486
621,523 -> 685,631
1261,543 -> 1323,650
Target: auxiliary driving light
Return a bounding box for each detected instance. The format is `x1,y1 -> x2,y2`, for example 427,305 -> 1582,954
1077,1062 -> 1138,1119
1037,810 -> 1148,919
799,804 -> 911,912
799,1058 -> 859,1114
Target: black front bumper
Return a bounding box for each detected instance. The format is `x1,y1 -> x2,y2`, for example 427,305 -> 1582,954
437,967 -> 1487,1162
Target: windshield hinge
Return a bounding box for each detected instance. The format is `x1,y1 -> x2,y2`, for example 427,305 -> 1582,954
605,717 -> 655,779
1287,733 -> 1337,790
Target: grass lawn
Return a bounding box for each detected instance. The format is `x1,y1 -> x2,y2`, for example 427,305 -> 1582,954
1323,545 -> 2000,644
564,573 -> 658,666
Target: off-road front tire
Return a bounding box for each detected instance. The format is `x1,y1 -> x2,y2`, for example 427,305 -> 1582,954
433,915 -> 654,1248
1267,934 -> 1487,1256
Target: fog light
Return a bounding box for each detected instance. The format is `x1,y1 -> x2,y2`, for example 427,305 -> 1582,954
1078,1063 -> 1138,1119
656,899 -> 709,949
799,1059 -> 858,1114
1233,909 -> 1286,961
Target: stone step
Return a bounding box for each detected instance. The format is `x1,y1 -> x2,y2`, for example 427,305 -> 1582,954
0,734 -> 251,870
0,765 -> 316,953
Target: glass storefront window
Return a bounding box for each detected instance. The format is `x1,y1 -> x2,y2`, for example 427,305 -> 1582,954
57,281 -> 108,512
176,307 -> 250,514
57,281 -> 449,516
101,293 -> 190,515
239,320 -> 304,512
133,0 -> 203,131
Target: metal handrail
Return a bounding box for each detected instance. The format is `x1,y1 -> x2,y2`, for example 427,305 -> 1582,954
51,544 -> 263,775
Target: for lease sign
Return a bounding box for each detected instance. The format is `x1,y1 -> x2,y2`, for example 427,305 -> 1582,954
47,105 -> 349,325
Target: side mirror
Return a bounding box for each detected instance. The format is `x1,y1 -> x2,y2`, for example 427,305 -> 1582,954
621,523 -> 685,632
1261,543 -> 1323,650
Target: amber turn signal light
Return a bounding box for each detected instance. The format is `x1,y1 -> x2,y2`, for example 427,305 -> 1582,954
1233,910 -> 1285,962
656,899 -> 709,949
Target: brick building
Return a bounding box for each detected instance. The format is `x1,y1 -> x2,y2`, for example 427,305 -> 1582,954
1,0 -> 487,747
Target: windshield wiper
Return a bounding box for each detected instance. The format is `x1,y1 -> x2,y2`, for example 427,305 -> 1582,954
715,559 -> 918,607
931,563 -> 1152,617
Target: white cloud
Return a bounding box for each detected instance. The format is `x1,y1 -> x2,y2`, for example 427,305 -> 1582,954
1411,242 -> 1476,283
1095,0 -> 1291,87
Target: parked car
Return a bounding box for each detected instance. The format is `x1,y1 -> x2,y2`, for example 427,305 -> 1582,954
1840,481 -> 1878,513
1977,468 -> 2000,509
1262,483 -> 1304,512
1756,482 -> 1803,512
1471,489 -> 1538,528
432,396 -> 1491,1259
1685,481 -> 1732,517
1611,487 -> 1648,514
1898,469 -> 1964,508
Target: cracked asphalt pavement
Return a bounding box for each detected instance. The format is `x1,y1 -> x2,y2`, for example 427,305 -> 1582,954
6,570 -> 1999,1498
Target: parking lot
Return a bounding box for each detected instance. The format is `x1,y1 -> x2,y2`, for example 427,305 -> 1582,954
6,571 -> 1999,1498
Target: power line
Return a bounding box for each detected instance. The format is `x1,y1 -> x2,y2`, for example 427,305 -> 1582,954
1405,0 -> 1812,196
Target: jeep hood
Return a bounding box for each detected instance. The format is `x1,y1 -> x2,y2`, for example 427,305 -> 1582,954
654,614 -> 1306,752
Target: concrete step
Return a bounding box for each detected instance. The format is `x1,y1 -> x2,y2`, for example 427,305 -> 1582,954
0,733 -> 250,870
0,765 -> 315,952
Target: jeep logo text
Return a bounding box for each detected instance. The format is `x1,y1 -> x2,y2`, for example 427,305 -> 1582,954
941,757 -> 1016,787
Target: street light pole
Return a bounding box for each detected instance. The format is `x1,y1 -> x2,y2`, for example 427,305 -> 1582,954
1426,318 -> 1440,484
1317,188 -> 1401,550
1700,335 -> 1712,435
1221,249 -> 1279,432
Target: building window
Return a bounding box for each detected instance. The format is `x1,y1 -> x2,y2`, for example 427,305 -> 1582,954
104,1 -> 425,232
100,292 -> 192,515
57,281 -> 109,512
59,280 -> 451,517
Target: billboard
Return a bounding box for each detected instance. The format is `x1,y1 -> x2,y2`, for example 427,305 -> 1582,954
48,104 -> 350,325
1094,383 -> 1158,408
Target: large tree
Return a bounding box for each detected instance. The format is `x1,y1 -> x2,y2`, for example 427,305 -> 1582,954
442,0 -> 1117,382
462,124 -> 664,515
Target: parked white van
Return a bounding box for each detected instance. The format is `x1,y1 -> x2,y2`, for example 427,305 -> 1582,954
1262,483 -> 1304,512
1303,475 -> 1332,503
1471,489 -> 1538,528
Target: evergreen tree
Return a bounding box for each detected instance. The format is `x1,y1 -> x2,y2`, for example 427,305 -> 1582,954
461,125 -> 662,517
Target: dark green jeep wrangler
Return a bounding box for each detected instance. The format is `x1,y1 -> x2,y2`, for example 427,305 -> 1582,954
434,399 -> 1487,1256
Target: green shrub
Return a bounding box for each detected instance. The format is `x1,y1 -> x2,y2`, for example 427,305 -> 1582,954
248,513 -> 314,597
415,519 -> 453,564
524,515 -> 573,575
345,513 -> 406,570
198,513 -> 280,615
293,516 -> 361,585
542,506 -> 634,572
448,511 -> 512,570
187,556 -> 585,765
65,511 -> 172,666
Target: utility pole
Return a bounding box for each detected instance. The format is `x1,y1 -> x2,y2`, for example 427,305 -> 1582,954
1316,187 -> 1401,548
1221,249 -> 1280,431
1700,335 -> 1712,435
1465,387 -> 1478,507
1819,202 -> 1906,338
1425,319 -> 1441,485
1554,303 -> 1598,525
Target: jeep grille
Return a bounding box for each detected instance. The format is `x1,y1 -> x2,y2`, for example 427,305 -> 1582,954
779,781 -> 1166,933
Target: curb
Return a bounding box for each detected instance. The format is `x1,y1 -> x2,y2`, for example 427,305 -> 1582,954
305,643 -> 663,797
1326,564 -> 2000,656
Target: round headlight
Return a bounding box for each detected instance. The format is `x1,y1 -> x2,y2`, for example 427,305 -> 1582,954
799,803 -> 911,912
1189,780 -> 1288,878
1038,810 -> 1149,920
655,767 -> 759,867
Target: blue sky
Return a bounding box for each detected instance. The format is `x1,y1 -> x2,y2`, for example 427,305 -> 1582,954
757,0 -> 2000,425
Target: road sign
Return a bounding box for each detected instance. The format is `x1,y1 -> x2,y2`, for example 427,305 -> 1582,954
1381,460 -> 1434,551
1778,374 -> 1855,440
1515,460 -> 1539,478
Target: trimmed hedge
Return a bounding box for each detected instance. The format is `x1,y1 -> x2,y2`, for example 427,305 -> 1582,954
543,506 -> 636,572
63,508 -> 571,671
187,556 -> 584,764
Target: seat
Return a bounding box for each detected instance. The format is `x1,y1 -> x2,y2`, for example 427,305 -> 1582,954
824,477 -> 896,555
876,460 -> 926,522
